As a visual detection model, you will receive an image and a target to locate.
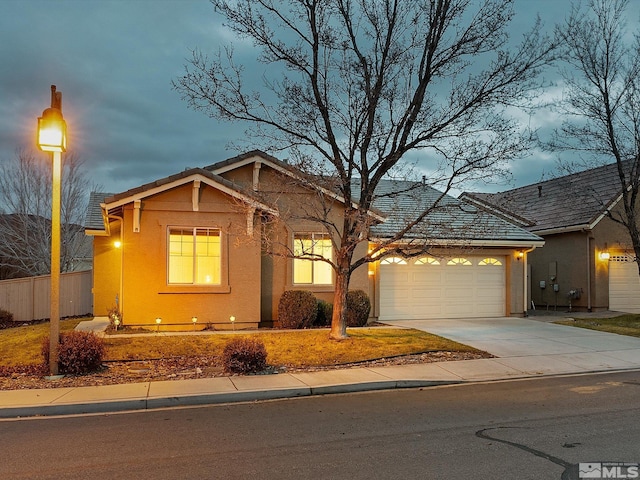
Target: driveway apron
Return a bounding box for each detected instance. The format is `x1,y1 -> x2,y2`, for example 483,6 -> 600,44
384,317 -> 640,373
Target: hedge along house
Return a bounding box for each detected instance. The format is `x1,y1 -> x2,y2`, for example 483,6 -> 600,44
86,150 -> 544,329
461,161 -> 640,313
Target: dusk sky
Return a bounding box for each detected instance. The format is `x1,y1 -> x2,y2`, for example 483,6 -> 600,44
1,0 -> 638,198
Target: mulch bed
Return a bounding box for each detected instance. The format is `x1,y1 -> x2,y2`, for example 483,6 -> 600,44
0,350 -> 491,391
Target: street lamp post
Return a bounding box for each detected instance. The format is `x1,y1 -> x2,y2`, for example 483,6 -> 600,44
37,85 -> 67,376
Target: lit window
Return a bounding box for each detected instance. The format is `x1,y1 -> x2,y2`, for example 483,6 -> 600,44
479,257 -> 502,266
415,257 -> 440,265
169,228 -> 221,284
380,256 -> 407,265
293,233 -> 333,285
447,257 -> 471,265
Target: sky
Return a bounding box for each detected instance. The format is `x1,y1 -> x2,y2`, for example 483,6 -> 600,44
1,0 -> 637,199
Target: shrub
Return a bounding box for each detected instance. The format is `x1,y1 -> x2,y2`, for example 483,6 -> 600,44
106,305 -> 123,330
278,290 -> 317,329
345,290 -> 371,327
315,299 -> 333,327
222,337 -> 268,374
42,331 -> 106,375
0,309 -> 14,330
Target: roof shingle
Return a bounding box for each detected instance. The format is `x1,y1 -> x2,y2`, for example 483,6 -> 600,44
462,162 -> 630,233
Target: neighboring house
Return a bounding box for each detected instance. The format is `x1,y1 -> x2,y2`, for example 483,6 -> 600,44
85,150 -> 543,329
461,161 -> 640,313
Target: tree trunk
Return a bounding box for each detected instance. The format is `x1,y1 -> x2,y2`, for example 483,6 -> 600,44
329,252 -> 353,340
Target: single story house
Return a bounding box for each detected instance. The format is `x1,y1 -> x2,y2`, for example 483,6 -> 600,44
461,161 -> 640,313
85,150 -> 544,328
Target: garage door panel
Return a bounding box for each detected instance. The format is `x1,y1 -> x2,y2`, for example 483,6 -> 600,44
379,256 -> 505,320
411,288 -> 442,300
609,259 -> 640,313
412,270 -> 442,283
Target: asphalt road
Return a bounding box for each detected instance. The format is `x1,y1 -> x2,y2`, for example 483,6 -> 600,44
1,371 -> 639,480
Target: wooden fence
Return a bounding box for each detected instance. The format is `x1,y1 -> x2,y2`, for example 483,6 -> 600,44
0,270 -> 92,322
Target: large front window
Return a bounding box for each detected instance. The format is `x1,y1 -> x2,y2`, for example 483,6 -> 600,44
169,228 -> 221,284
293,233 -> 333,285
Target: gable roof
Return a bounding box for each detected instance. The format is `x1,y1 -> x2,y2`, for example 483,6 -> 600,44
85,192 -> 113,231
461,161 -> 632,235
86,150 -> 542,247
85,167 -> 277,234
206,149 -> 387,222
368,179 -> 543,246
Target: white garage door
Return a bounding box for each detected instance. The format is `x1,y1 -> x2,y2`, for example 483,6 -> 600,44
379,255 -> 506,321
609,255 -> 640,313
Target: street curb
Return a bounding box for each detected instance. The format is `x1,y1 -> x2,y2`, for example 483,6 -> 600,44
0,380 -> 462,418
4,368 -> 640,419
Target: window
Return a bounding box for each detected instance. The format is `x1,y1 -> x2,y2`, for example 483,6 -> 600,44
293,233 -> 333,285
479,257 -> 502,266
447,257 -> 472,266
380,257 -> 407,265
415,257 -> 440,265
169,228 -> 221,284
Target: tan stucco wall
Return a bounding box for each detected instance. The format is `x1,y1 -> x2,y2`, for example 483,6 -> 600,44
528,201 -> 636,311
528,231 -> 592,310
92,232 -> 122,316
219,160 -> 371,322
93,183 -> 263,329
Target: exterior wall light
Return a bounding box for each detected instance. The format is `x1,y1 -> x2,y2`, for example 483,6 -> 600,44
599,243 -> 610,261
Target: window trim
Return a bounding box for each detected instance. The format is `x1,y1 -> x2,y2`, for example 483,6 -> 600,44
291,232 -> 334,287
166,226 -> 228,289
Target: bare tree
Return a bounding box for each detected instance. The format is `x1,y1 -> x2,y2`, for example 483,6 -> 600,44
174,0 -> 556,339
553,0 -> 640,273
0,150 -> 95,278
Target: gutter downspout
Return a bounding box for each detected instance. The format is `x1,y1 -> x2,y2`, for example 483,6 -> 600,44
587,235 -> 592,312
523,247 -> 536,316
107,215 -> 124,318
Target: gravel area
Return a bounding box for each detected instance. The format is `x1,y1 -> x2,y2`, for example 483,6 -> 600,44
0,350 -> 491,391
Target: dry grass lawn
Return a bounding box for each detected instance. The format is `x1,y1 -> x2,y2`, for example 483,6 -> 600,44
556,314 -> 640,338
0,318 -> 480,369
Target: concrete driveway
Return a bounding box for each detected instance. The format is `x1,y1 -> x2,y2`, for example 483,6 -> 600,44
384,316 -> 640,374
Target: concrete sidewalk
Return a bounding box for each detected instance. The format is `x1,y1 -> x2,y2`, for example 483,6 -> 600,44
2,316 -> 640,418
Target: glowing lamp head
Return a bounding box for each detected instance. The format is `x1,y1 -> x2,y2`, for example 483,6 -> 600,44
37,107 -> 67,153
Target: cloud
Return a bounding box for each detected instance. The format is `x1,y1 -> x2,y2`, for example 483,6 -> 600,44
0,0 -> 624,201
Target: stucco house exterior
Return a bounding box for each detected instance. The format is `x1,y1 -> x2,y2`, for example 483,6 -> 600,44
461,161 -> 640,313
85,150 -> 543,329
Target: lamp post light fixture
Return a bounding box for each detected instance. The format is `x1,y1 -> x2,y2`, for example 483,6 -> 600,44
37,85 -> 67,376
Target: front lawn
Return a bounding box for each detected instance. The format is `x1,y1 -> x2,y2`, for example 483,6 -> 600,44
555,314 -> 640,337
0,318 -> 480,369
